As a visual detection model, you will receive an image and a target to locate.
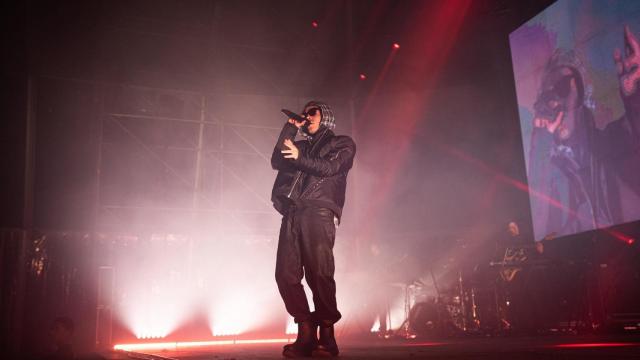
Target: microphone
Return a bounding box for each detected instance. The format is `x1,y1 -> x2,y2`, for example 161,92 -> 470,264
281,109 -> 307,123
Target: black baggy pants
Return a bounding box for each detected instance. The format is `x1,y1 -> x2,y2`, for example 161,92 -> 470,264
275,205 -> 342,325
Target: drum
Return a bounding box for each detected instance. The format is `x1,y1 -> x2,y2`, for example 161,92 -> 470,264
409,300 -> 441,336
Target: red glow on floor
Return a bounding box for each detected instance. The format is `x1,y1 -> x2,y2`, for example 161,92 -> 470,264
401,342 -> 445,347
551,342 -> 640,349
114,338 -> 293,352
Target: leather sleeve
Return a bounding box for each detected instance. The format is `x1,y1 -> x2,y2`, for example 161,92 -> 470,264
293,136 -> 356,177
271,122 -> 299,170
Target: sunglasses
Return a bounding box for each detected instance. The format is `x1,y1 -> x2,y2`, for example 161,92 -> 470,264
302,107 -> 321,117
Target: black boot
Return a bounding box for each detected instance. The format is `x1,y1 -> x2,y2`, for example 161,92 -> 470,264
312,325 -> 339,357
283,321 -> 317,358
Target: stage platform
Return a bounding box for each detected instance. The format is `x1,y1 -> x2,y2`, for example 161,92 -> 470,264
107,334 -> 640,360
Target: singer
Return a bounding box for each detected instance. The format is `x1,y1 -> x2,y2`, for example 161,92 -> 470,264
271,101 -> 356,357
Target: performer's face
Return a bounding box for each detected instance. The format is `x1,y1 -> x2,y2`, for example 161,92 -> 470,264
303,106 -> 322,134
508,222 -> 519,237
533,66 -> 581,140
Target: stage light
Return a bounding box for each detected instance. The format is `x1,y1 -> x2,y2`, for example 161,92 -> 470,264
392,43 -> 400,50
125,300 -> 185,340
209,294 -> 262,336
311,20 -> 319,28
359,73 -> 367,80
605,229 -> 637,245
116,238 -> 196,342
114,338 -> 293,352
371,317 -> 381,332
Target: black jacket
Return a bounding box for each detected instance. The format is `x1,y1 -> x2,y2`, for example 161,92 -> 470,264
271,122 -> 356,221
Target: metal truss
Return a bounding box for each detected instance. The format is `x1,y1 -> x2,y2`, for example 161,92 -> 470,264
95,82 -> 288,237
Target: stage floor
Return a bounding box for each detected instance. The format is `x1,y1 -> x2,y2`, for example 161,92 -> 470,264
110,334 -> 640,360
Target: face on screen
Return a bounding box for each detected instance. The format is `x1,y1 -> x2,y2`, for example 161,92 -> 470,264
510,0 -> 640,239
534,66 -> 582,140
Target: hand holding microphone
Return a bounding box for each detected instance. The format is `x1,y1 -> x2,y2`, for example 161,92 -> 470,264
281,109 -> 307,128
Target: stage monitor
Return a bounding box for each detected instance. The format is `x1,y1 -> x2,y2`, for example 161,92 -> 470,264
510,0 -> 640,240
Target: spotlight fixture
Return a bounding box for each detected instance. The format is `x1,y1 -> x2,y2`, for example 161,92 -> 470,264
392,43 -> 400,50
311,20 -> 319,28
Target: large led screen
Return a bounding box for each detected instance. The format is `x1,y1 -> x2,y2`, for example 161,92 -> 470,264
510,0 -> 640,240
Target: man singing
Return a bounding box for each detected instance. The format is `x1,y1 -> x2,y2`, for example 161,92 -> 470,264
271,101 -> 356,357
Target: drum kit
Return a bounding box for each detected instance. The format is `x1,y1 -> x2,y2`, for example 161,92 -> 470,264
373,234 -> 563,339
371,231 -> 570,338
386,267 -> 514,339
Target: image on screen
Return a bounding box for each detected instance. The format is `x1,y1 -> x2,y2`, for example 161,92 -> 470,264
509,0 -> 640,240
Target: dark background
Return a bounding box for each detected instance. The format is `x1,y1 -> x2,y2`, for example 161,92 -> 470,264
1,0 -> 556,236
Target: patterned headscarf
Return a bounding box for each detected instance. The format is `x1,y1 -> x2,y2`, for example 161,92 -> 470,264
299,101 -> 336,138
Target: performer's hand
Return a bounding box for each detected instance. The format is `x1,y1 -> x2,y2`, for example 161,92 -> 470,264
281,139 -> 299,160
614,25 -> 640,127
533,110 -> 564,135
614,25 -> 640,98
288,118 -> 307,129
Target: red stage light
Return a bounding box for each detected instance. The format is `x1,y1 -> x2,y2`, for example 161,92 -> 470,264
392,43 -> 400,49
311,20 -> 319,28
359,73 -> 367,80
628,238 -> 635,245
551,342 -> 639,349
